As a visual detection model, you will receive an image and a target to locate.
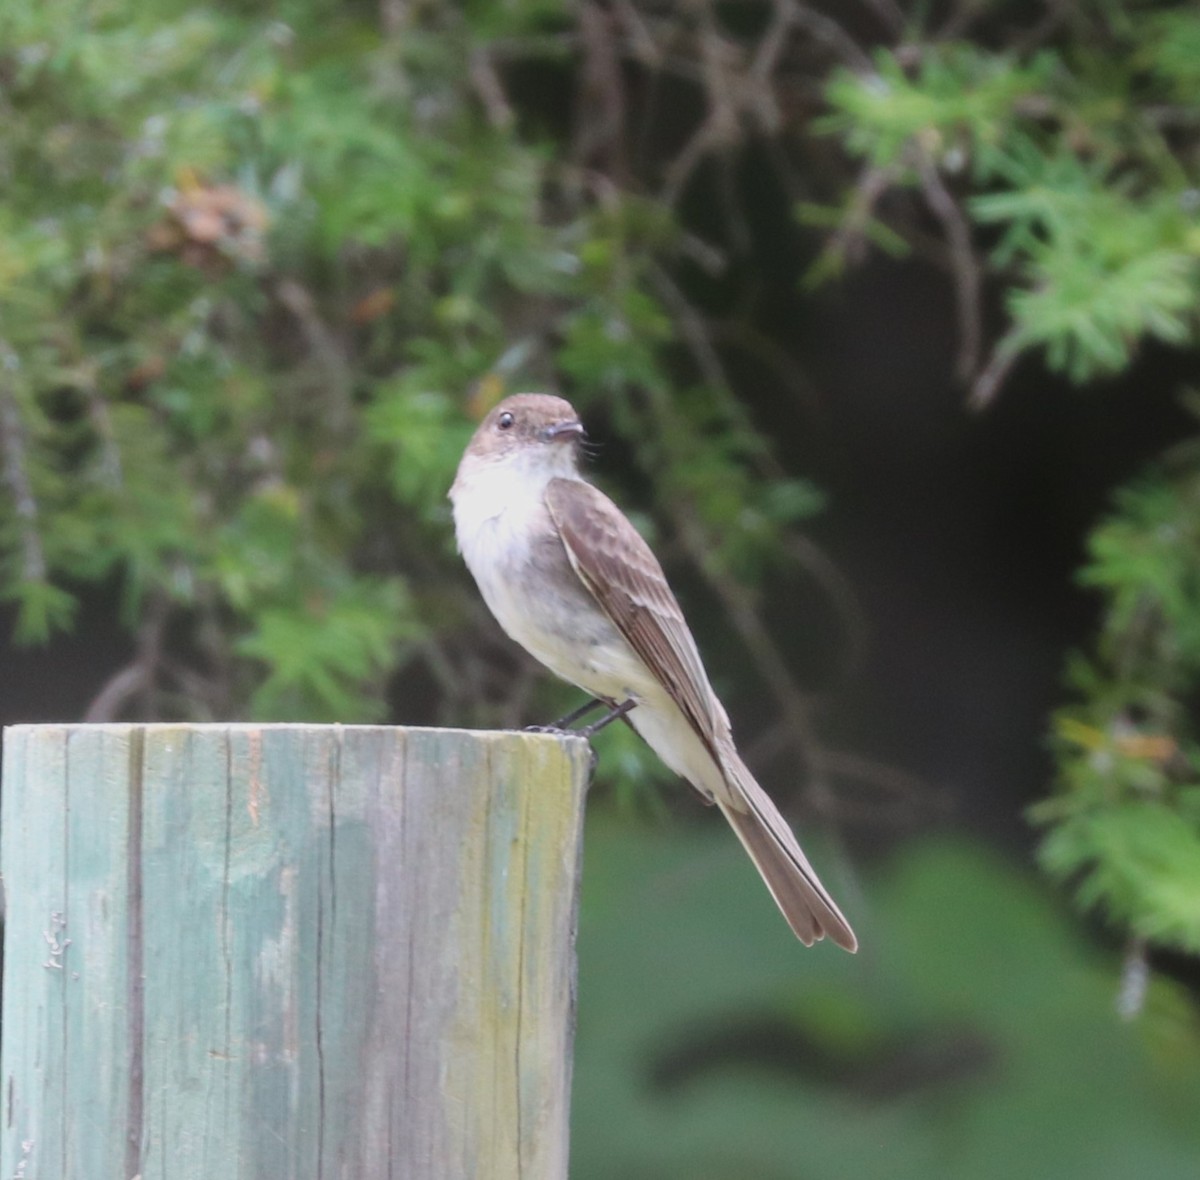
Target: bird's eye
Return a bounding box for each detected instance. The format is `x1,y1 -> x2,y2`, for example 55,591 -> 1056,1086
497,411 -> 514,430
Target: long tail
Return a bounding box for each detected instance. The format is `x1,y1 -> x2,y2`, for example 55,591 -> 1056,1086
715,751 -> 857,951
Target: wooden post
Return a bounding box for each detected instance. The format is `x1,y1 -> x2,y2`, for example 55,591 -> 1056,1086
0,723 -> 590,1180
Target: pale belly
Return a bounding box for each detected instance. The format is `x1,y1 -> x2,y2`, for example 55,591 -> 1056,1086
457,491 -> 655,703
453,475 -> 728,805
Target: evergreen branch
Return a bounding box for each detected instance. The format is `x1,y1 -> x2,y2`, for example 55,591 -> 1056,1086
468,46 -> 515,130
647,261 -> 728,391
84,664 -> 148,723
785,1 -> 877,73
967,343 -> 1021,412
913,145 -> 983,384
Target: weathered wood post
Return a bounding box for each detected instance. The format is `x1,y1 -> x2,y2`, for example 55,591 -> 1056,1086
0,723 -> 590,1180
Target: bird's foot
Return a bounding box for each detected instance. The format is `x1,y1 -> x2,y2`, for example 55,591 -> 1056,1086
523,697 -> 607,734
524,698 -> 637,781
576,697 -> 637,739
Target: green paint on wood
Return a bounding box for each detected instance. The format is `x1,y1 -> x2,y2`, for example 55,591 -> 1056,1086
1,724 -> 590,1180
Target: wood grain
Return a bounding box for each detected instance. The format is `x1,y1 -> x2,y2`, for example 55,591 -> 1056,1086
0,724 -> 590,1180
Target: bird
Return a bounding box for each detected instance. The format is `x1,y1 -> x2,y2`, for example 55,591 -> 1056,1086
449,392 -> 856,951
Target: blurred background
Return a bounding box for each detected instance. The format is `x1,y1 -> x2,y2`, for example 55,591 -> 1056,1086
2,1 -> 1200,1175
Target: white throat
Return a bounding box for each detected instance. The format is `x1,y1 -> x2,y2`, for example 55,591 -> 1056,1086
450,443 -> 580,563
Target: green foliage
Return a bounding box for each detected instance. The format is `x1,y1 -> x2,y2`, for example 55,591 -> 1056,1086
816,10 -> 1200,959
822,46 -> 1055,175
1040,801 -> 1200,950
0,0 -> 810,729
237,575 -> 411,720
1032,441 -> 1200,953
3,4 -> 1199,1171
973,154 -> 1199,381
820,14 -> 1200,384
5,0 -> 1199,1007
573,818 -> 1200,1178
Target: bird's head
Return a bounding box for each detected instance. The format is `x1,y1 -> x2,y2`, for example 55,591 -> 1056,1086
456,393 -> 586,484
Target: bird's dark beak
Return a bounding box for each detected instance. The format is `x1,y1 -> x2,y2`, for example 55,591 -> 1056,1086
542,420 -> 585,443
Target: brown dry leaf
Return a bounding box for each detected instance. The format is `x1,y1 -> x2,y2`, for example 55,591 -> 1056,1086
149,179 -> 270,270
351,287 -> 396,324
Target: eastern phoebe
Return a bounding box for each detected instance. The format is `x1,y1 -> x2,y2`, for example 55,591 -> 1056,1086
450,393 -> 856,951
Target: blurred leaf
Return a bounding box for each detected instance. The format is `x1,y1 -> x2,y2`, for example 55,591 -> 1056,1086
1041,802 -> 1200,951
3,579 -> 77,644
238,575 -> 413,721
1035,452 -> 1200,954
572,822 -> 1200,1179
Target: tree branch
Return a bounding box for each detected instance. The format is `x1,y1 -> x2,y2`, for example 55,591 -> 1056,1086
914,146 -> 983,383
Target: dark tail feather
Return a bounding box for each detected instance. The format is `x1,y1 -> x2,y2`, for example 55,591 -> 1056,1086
716,754 -> 858,952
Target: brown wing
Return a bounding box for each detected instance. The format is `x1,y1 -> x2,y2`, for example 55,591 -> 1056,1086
545,477 -> 721,756
548,479 -> 858,952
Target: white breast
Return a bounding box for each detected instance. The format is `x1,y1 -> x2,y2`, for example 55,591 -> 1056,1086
450,459 -> 653,701
451,460 -> 546,608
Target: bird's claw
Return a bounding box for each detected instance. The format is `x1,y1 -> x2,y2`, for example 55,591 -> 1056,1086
525,699 -> 636,784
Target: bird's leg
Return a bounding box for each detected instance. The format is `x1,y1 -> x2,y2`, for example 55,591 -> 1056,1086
553,697 -> 610,730
524,697 -> 608,734
577,697 -> 637,739
523,697 -> 637,783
